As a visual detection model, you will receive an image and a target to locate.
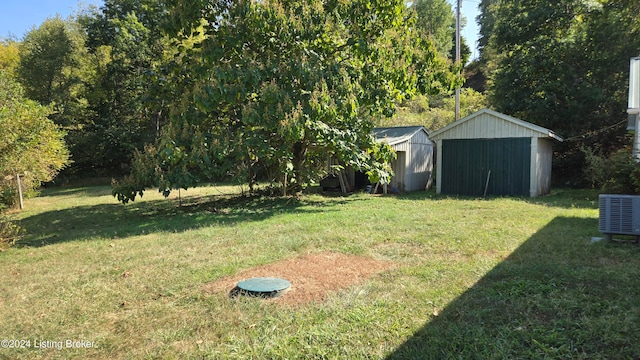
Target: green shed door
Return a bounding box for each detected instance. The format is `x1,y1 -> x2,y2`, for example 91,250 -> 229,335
441,138 -> 531,196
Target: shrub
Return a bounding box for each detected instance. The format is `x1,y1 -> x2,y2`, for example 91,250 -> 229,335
582,146 -> 640,194
0,214 -> 22,250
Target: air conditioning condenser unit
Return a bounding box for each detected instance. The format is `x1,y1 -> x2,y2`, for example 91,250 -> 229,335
599,194 -> 640,241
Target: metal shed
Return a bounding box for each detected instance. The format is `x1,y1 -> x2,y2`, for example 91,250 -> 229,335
429,108 -> 563,197
373,126 -> 434,192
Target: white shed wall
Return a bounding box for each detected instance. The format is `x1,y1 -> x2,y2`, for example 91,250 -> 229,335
390,151 -> 406,191
389,130 -> 433,192
432,112 -> 545,140
536,139 -> 554,196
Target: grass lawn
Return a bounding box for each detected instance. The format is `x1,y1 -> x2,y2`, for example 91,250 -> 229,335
1,184 -> 640,359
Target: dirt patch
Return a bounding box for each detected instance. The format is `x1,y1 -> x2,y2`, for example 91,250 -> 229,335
204,252 -> 395,306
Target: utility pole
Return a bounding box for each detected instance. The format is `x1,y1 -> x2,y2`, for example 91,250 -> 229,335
455,0 -> 461,120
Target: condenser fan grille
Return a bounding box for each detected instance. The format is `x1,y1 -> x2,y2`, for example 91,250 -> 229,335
599,195 -> 640,237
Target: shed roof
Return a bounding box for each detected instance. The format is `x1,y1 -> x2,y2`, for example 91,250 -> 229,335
429,108 -> 564,142
373,126 -> 430,146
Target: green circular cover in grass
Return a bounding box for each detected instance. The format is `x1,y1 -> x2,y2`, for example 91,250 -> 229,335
236,277 -> 291,296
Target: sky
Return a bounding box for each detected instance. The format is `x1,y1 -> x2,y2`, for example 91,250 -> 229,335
0,0 -> 104,39
0,0 -> 481,59
446,0 -> 481,61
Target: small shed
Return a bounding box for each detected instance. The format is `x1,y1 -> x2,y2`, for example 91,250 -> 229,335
373,126 -> 434,192
429,108 -> 563,197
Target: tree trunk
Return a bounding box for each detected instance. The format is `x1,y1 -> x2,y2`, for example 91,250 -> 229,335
290,141 -> 308,194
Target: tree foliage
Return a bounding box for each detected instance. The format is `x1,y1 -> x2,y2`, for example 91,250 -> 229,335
385,88 -> 487,130
15,17 -> 102,180
412,0 -> 456,58
77,0 -> 172,175
17,17 -> 90,128
411,0 -> 470,65
582,144 -> 640,194
476,0 -> 497,54
113,0 -> 457,201
0,39 -> 20,76
0,71 -> 70,208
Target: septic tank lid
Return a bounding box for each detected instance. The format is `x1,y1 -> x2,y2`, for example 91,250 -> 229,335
236,277 -> 291,297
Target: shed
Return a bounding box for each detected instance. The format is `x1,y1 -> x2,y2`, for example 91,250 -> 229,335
429,108 -> 563,197
373,126 -> 434,192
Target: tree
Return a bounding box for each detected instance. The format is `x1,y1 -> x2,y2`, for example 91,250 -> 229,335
17,17 -> 90,128
16,17 -> 100,180
411,0 -> 470,64
0,70 -> 70,208
476,0 -> 498,55
113,0 -> 457,202
0,38 -> 19,76
385,88 -> 487,130
78,0 -> 173,175
412,0 -> 455,58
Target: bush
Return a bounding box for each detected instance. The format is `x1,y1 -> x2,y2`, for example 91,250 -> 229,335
0,180 -> 17,208
582,146 -> 640,194
0,214 -> 22,250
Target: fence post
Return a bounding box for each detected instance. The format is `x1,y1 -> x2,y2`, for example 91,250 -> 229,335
16,174 -> 24,210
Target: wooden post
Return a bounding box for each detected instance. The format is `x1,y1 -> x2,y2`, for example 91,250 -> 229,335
483,170 -> 491,198
337,170 -> 347,194
16,174 -> 24,210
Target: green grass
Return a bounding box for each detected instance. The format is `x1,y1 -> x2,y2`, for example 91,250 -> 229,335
1,184 -> 639,359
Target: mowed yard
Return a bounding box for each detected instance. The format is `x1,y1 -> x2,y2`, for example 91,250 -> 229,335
1,184 -> 640,359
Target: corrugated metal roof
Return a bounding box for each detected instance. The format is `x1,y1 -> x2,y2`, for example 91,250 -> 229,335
373,126 -> 429,146
429,108 -> 564,142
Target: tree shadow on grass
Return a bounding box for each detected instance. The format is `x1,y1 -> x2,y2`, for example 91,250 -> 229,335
386,216 -> 640,359
16,193 -> 351,247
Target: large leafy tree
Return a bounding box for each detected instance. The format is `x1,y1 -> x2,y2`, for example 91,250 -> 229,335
78,0 -> 172,175
412,0 -> 456,58
411,0 -> 470,64
476,0 -> 497,55
481,0 -> 640,185
113,0 -> 456,201
0,70 -> 70,208
16,17 -> 103,178
17,17 -> 90,129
